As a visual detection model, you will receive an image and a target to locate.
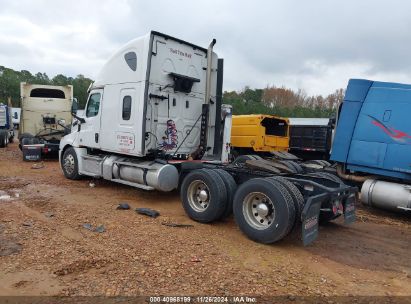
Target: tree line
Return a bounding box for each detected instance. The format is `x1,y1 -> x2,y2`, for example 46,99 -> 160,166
223,86 -> 344,118
0,66 -> 92,108
0,65 -> 343,118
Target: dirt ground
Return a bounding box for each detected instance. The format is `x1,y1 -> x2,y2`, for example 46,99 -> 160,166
0,142 -> 410,298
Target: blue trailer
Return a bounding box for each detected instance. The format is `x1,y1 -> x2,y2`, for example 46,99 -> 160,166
331,79 -> 411,212
0,103 -> 15,148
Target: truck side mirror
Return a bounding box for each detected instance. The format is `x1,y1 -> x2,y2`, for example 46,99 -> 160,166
70,98 -> 85,124
57,119 -> 67,127
71,98 -> 79,114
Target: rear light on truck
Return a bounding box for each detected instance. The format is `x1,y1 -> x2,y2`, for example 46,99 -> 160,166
332,199 -> 344,215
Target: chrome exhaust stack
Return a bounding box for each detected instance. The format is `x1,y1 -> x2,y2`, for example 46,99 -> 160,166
205,38 -> 216,105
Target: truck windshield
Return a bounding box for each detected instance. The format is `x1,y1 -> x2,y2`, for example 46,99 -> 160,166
30,88 -> 66,99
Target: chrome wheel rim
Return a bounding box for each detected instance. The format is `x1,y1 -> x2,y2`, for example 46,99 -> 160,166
187,180 -> 210,212
63,154 -> 75,175
243,192 -> 275,230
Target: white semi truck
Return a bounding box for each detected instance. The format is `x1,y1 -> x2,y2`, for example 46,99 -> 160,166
60,31 -> 357,245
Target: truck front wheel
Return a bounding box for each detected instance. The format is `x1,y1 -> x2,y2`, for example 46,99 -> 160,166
61,147 -> 81,180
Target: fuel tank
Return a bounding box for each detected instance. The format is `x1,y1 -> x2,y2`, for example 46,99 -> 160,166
361,179 -> 411,212
111,159 -> 179,192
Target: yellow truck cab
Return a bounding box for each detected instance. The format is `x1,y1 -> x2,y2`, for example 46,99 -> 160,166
231,114 -> 289,154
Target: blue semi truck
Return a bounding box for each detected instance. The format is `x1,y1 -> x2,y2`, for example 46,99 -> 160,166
331,79 -> 411,212
0,102 -> 15,148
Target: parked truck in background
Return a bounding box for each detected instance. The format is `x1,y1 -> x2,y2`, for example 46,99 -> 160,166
331,79 -> 411,213
231,114 -> 290,156
288,118 -> 333,161
59,31 -> 357,245
0,100 -> 15,148
230,114 -> 334,173
19,83 -> 76,159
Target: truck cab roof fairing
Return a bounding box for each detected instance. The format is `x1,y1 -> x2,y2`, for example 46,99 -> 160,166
93,31 -> 209,89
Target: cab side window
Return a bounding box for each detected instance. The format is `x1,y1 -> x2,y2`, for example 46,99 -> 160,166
122,96 -> 132,120
86,93 -> 101,118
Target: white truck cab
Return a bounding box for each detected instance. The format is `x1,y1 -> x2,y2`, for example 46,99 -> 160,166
60,31 -> 231,191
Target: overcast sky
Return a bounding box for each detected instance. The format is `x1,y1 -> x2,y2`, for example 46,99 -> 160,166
0,0 -> 410,96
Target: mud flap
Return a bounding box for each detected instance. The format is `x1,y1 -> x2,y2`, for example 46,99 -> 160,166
301,193 -> 327,246
344,195 -> 356,224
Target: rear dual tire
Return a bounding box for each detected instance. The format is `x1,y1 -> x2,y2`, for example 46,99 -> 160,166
311,172 -> 343,185
180,169 -> 228,223
305,160 -> 331,167
233,178 -> 296,244
214,169 -> 237,219
180,168 -> 238,222
269,176 -> 304,227
232,154 -> 262,166
277,160 -> 304,174
181,171 -> 304,244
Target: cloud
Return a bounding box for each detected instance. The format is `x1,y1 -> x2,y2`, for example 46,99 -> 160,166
0,0 -> 410,95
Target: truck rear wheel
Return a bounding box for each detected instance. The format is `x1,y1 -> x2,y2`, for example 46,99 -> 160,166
61,147 -> 81,180
214,169 -> 237,219
316,172 -> 343,184
0,130 -> 7,148
309,172 -> 344,185
277,160 -> 298,173
233,178 -> 296,244
286,161 -> 304,173
180,169 -> 227,223
269,176 -> 304,228
321,160 -> 331,167
277,160 -> 301,174
232,154 -> 262,166
305,160 -> 330,167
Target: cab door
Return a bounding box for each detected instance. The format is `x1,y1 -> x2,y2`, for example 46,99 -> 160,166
79,90 -> 103,149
